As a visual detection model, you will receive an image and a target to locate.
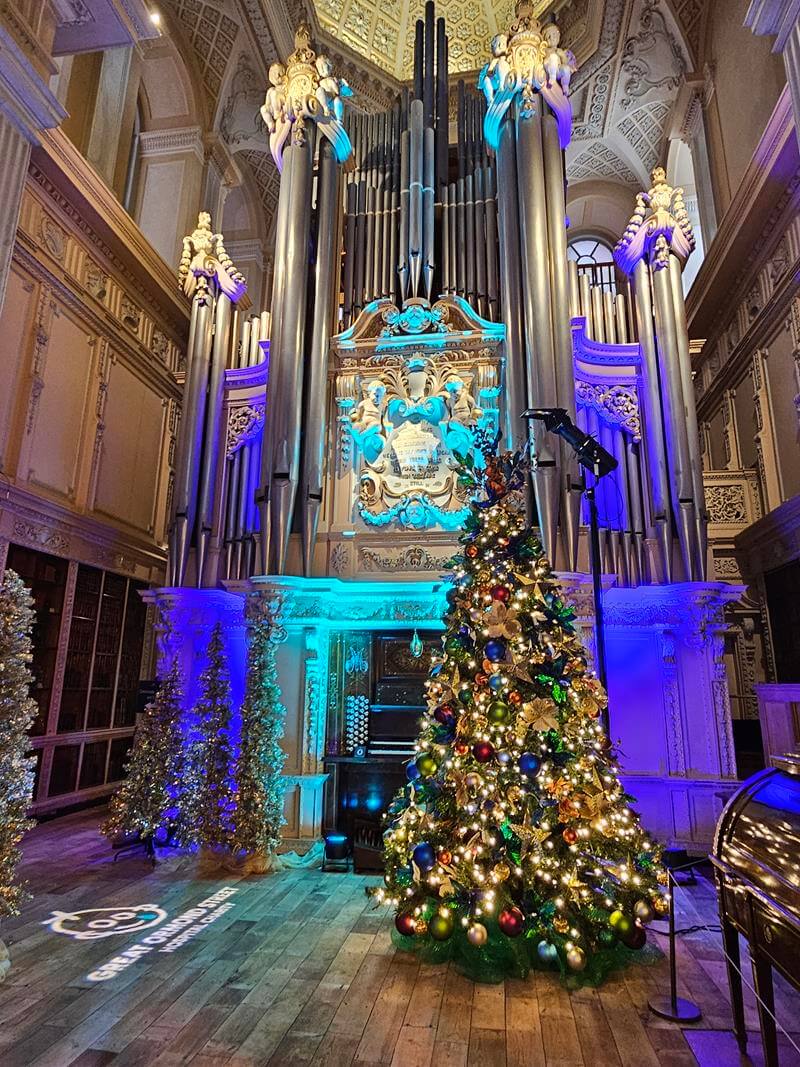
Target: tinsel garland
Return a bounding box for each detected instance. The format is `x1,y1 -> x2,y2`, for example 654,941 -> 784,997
0,570 -> 37,922
102,657 -> 185,845
231,602 -> 287,863
369,445 -> 668,985
183,623 -> 237,855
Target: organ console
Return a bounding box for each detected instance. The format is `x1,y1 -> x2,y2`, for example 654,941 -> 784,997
711,754 -> 800,1067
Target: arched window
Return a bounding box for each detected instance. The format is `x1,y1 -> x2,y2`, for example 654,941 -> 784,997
567,236 -> 616,294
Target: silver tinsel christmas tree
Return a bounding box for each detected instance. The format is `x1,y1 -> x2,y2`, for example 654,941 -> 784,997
0,570 -> 38,983
102,657 -> 185,846
186,623 -> 236,861
231,598 -> 287,869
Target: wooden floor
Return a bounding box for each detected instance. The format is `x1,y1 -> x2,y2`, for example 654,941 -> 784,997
1,811 -> 799,1067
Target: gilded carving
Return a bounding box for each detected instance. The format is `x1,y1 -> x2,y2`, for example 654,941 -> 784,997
226,403 -> 266,457
260,23 -> 353,170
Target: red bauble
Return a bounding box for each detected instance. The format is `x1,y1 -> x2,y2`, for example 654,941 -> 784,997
475,673 -> 489,686
395,912 -> 417,937
498,906 -> 525,937
437,849 -> 452,866
508,690 -> 522,705
465,544 -> 479,559
453,740 -> 469,756
562,827 -> 578,845
472,741 -> 495,764
491,585 -> 510,602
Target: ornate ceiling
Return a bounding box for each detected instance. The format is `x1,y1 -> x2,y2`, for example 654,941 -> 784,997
161,0 -> 707,243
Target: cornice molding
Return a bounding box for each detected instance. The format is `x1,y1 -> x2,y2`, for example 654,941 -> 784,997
0,23 -> 65,142
30,127 -> 190,338
686,88 -> 797,338
138,125 -> 204,161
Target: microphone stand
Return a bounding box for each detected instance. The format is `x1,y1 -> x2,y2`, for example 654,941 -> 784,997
521,408 -> 617,736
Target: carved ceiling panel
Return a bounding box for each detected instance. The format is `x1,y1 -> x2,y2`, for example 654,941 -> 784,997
568,142 -> 640,186
239,149 -> 282,236
167,0 -> 242,109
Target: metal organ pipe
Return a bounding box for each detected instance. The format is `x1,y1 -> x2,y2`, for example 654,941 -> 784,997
495,117 -> 527,455
302,138 -> 340,576
515,96 -> 560,562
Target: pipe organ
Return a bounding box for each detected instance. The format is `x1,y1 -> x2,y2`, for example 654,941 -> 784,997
160,1 -> 742,854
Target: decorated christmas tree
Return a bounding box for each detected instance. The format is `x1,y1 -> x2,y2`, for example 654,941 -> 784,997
371,446 -> 667,984
0,571 -> 37,927
230,599 -> 287,869
102,657 -> 185,847
185,623 -> 236,857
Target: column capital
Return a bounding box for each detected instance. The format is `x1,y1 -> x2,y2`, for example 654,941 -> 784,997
614,168 -> 696,275
259,22 -> 353,172
479,3 -> 577,150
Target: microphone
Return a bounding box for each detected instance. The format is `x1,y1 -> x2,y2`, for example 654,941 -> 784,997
521,407 -> 618,478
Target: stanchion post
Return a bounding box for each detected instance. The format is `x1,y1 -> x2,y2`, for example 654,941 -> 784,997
648,869 -> 702,1022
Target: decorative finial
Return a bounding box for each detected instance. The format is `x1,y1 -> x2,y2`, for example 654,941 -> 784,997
479,6 -> 577,151
178,212 -> 247,303
614,167 -> 696,275
259,24 -> 353,171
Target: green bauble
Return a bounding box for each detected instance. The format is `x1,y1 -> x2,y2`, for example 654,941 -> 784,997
444,637 -> 462,654
458,687 -> 474,706
597,927 -> 616,947
416,754 -> 438,777
609,910 -> 633,939
488,700 -> 510,723
429,912 -> 455,941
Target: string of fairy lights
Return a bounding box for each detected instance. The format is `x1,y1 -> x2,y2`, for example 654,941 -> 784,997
370,448 -> 667,981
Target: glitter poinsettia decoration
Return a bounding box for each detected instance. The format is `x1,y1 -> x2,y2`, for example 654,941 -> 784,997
369,443 -> 667,984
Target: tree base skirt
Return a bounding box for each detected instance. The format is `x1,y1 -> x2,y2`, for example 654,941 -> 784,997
196,846 -> 274,876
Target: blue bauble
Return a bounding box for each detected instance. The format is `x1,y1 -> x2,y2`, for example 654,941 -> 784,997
519,752 -> 541,777
537,940 -> 559,965
489,674 -> 504,693
412,842 -> 436,872
484,639 -> 507,662
406,762 -> 422,782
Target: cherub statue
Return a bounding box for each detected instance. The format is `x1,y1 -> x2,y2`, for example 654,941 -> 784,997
479,34 -> 511,106
351,380 -> 387,466
260,62 -> 287,133
351,380 -> 386,434
315,54 -> 352,123
542,23 -> 576,94
445,377 -> 482,426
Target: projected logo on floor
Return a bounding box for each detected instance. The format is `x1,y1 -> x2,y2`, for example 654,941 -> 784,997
43,906 -> 167,940
43,888 -> 240,981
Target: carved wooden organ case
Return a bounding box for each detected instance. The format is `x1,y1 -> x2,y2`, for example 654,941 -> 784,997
325,296 -> 505,579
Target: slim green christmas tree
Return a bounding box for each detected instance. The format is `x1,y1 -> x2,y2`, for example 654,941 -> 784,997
231,600 -> 287,868
186,623 -> 236,857
371,447 -> 667,984
0,570 -> 37,931
102,657 -> 185,847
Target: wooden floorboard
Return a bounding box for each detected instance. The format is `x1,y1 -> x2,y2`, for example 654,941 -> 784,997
2,810 -> 800,1067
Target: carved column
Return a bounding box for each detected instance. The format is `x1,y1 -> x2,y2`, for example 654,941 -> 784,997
751,348 -> 783,511
746,0 -> 800,135
722,388 -> 742,470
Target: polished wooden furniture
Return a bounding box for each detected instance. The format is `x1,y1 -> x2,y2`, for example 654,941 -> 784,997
711,754 -> 800,1067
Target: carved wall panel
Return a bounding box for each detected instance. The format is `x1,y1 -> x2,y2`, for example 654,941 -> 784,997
92,357 -> 170,538
0,266 -> 38,470
22,299 -> 97,504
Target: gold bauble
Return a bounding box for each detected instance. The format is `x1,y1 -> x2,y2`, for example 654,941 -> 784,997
553,916 -> 569,934
467,923 -> 489,947
493,862 -> 511,882
465,772 -> 483,790
566,946 -> 587,972
414,918 -> 428,936
653,894 -> 669,914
